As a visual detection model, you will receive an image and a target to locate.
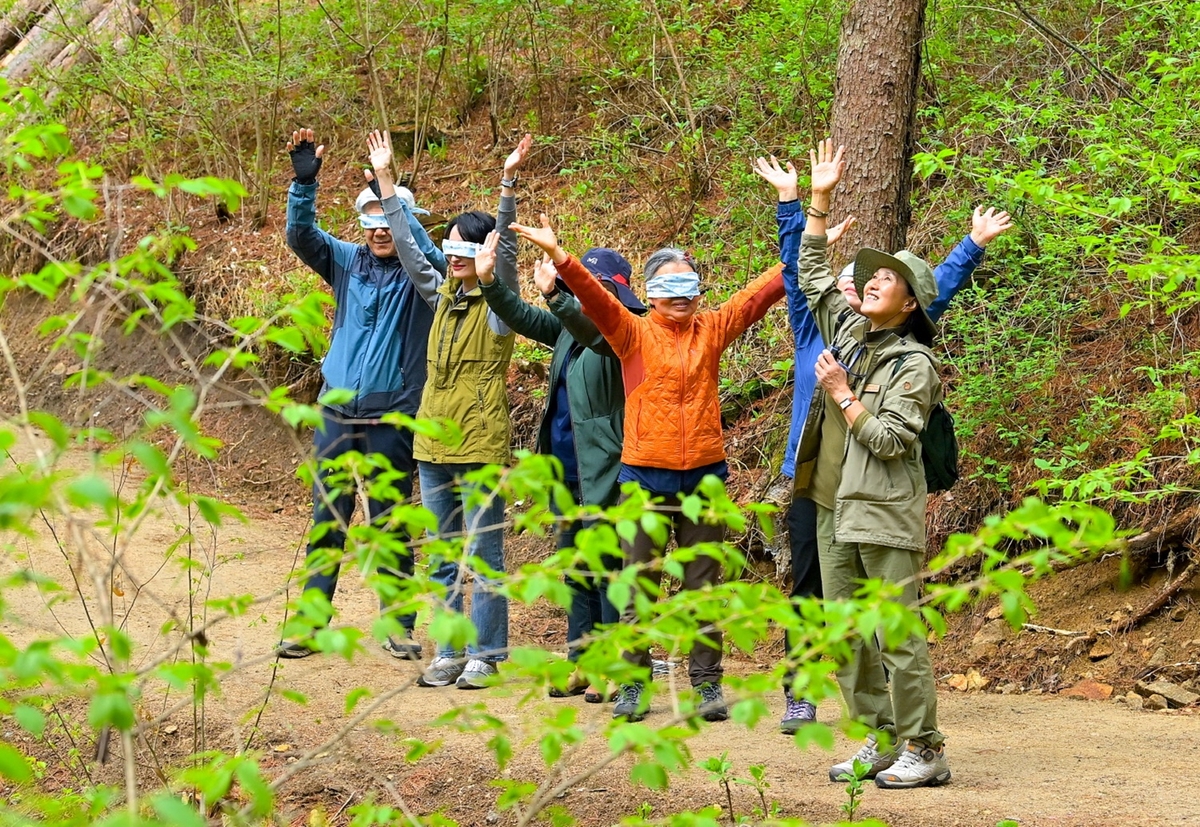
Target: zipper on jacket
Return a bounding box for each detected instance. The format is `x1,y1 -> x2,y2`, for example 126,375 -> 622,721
675,326 -> 687,468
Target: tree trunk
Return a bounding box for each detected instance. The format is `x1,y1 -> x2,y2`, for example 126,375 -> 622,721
829,0 -> 927,255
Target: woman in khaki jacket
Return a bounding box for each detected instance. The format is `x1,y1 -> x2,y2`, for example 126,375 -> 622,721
793,140 -> 951,790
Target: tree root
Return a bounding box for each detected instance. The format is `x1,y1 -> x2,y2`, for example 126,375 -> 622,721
1121,554 -> 1198,632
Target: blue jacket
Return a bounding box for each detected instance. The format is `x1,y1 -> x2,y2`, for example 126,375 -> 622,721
777,199 -> 986,478
285,180 -> 440,419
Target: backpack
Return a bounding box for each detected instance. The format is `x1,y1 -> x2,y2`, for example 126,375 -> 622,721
887,351 -> 959,493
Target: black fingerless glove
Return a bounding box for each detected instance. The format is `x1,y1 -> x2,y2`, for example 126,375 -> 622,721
289,140 -> 323,184
366,173 -> 382,200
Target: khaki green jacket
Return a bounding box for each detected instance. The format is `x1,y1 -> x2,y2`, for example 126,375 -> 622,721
793,233 -> 942,552
413,276 -> 516,464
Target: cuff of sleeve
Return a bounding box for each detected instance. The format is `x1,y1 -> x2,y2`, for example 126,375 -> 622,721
289,179 -> 318,194
961,234 -> 985,259
801,232 -> 829,248
850,409 -> 876,439
777,199 -> 801,214
499,193 -> 517,209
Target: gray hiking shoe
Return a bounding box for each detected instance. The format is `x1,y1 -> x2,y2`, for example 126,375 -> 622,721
613,683 -> 647,721
874,742 -> 952,789
779,690 -> 817,734
696,682 -> 729,722
275,639 -> 317,659
417,655 -> 464,687
829,735 -> 899,782
455,658 -> 500,690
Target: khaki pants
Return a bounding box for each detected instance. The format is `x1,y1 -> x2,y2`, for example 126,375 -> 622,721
620,492 -> 724,687
816,505 -> 944,748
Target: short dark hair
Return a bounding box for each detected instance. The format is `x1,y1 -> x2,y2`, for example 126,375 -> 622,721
445,210 -> 496,244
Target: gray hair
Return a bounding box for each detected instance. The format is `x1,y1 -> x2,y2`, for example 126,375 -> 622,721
644,247 -> 700,281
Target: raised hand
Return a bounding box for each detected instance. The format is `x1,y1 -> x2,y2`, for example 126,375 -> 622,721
752,155 -> 799,201
367,130 -> 393,173
504,132 -> 534,178
969,206 -> 1013,247
511,213 -> 565,263
827,215 -> 857,247
362,169 -> 382,200
533,254 -> 558,296
287,128 -> 324,184
475,231 -> 500,284
815,349 -> 851,399
809,139 -> 845,195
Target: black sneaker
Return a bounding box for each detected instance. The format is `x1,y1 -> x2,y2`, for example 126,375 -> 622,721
779,690 -> 817,734
696,682 -> 728,722
276,639 -> 316,659
612,683 -> 646,721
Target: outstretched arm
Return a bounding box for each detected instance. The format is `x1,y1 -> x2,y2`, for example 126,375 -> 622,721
927,206 -> 1012,322
534,255 -> 618,358
367,130 -> 444,307
796,139 -> 852,343
285,128 -> 357,286
476,238 -> 562,346
511,214 -> 639,357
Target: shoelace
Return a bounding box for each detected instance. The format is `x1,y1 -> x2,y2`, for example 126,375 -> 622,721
617,685 -> 640,705
699,685 -> 723,705
888,747 -> 926,772
784,697 -> 814,718
463,658 -> 491,673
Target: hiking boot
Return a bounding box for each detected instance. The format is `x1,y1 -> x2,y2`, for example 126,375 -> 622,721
612,683 -> 647,721
779,690 -> 817,734
455,659 -> 500,690
696,682 -> 728,722
548,667 -> 588,698
829,735 -> 899,782
417,656 -> 464,687
381,631 -> 423,660
874,742 -> 952,789
276,639 -> 317,659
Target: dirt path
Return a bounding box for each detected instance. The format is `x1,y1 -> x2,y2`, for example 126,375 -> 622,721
2,439 -> 1198,827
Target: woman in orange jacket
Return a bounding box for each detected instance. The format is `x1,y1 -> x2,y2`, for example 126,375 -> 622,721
512,215 -> 784,723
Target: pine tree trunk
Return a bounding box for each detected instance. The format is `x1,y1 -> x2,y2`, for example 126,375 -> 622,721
0,0 -> 110,82
829,0 -> 927,255
0,0 -> 51,58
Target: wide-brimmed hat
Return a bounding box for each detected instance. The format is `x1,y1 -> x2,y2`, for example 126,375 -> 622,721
852,248 -> 938,343
559,247 -> 644,312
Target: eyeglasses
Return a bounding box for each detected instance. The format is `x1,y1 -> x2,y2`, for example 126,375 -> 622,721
828,343 -> 868,383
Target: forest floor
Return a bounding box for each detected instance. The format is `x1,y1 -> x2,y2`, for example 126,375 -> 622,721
3,433 -> 1200,827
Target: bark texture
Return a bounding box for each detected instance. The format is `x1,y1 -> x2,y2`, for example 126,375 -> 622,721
829,0 -> 927,255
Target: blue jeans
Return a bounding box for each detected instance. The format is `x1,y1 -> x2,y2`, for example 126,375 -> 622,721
557,482 -> 621,661
418,461 -> 508,662
303,412 -> 416,630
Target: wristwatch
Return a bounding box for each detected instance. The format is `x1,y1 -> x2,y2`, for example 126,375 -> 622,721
501,174 -> 519,188
542,287 -> 560,301
839,394 -> 857,410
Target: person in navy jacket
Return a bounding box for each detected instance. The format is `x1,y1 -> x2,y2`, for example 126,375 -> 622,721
277,128 -> 446,660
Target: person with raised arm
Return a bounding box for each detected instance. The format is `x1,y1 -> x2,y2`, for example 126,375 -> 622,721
278,128 -> 443,661
367,131 -> 531,690
793,139 -> 951,789
477,245 -> 645,701
752,154 -> 1011,734
510,214 -> 785,723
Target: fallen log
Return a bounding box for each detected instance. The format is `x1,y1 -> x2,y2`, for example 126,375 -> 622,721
0,0 -> 110,82
1121,554 -> 1198,632
0,0 -> 51,58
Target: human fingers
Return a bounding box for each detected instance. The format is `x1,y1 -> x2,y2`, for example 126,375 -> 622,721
315,144 -> 325,158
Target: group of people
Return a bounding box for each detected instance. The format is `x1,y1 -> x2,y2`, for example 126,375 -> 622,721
278,127 -> 1012,790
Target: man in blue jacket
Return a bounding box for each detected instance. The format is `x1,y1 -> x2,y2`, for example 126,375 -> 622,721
278,128 -> 446,660
754,155 -> 1012,731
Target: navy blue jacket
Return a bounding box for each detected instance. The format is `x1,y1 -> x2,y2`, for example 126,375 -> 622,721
286,180 -> 439,418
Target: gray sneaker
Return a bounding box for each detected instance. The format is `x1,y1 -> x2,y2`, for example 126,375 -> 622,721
455,658 -> 499,690
417,656 -> 464,687
874,742 -> 951,789
829,735 -> 899,782
613,683 -> 647,721
381,631 -> 423,661
779,691 -> 817,734
696,682 -> 729,722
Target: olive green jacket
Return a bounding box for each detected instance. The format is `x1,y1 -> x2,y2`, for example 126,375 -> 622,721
793,233 -> 942,552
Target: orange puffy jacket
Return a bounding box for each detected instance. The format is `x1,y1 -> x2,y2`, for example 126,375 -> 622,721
554,255 -> 785,470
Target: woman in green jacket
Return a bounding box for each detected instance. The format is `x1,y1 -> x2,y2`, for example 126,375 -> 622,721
369,130 -> 531,690
478,248 -> 644,701
793,140 -> 951,790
